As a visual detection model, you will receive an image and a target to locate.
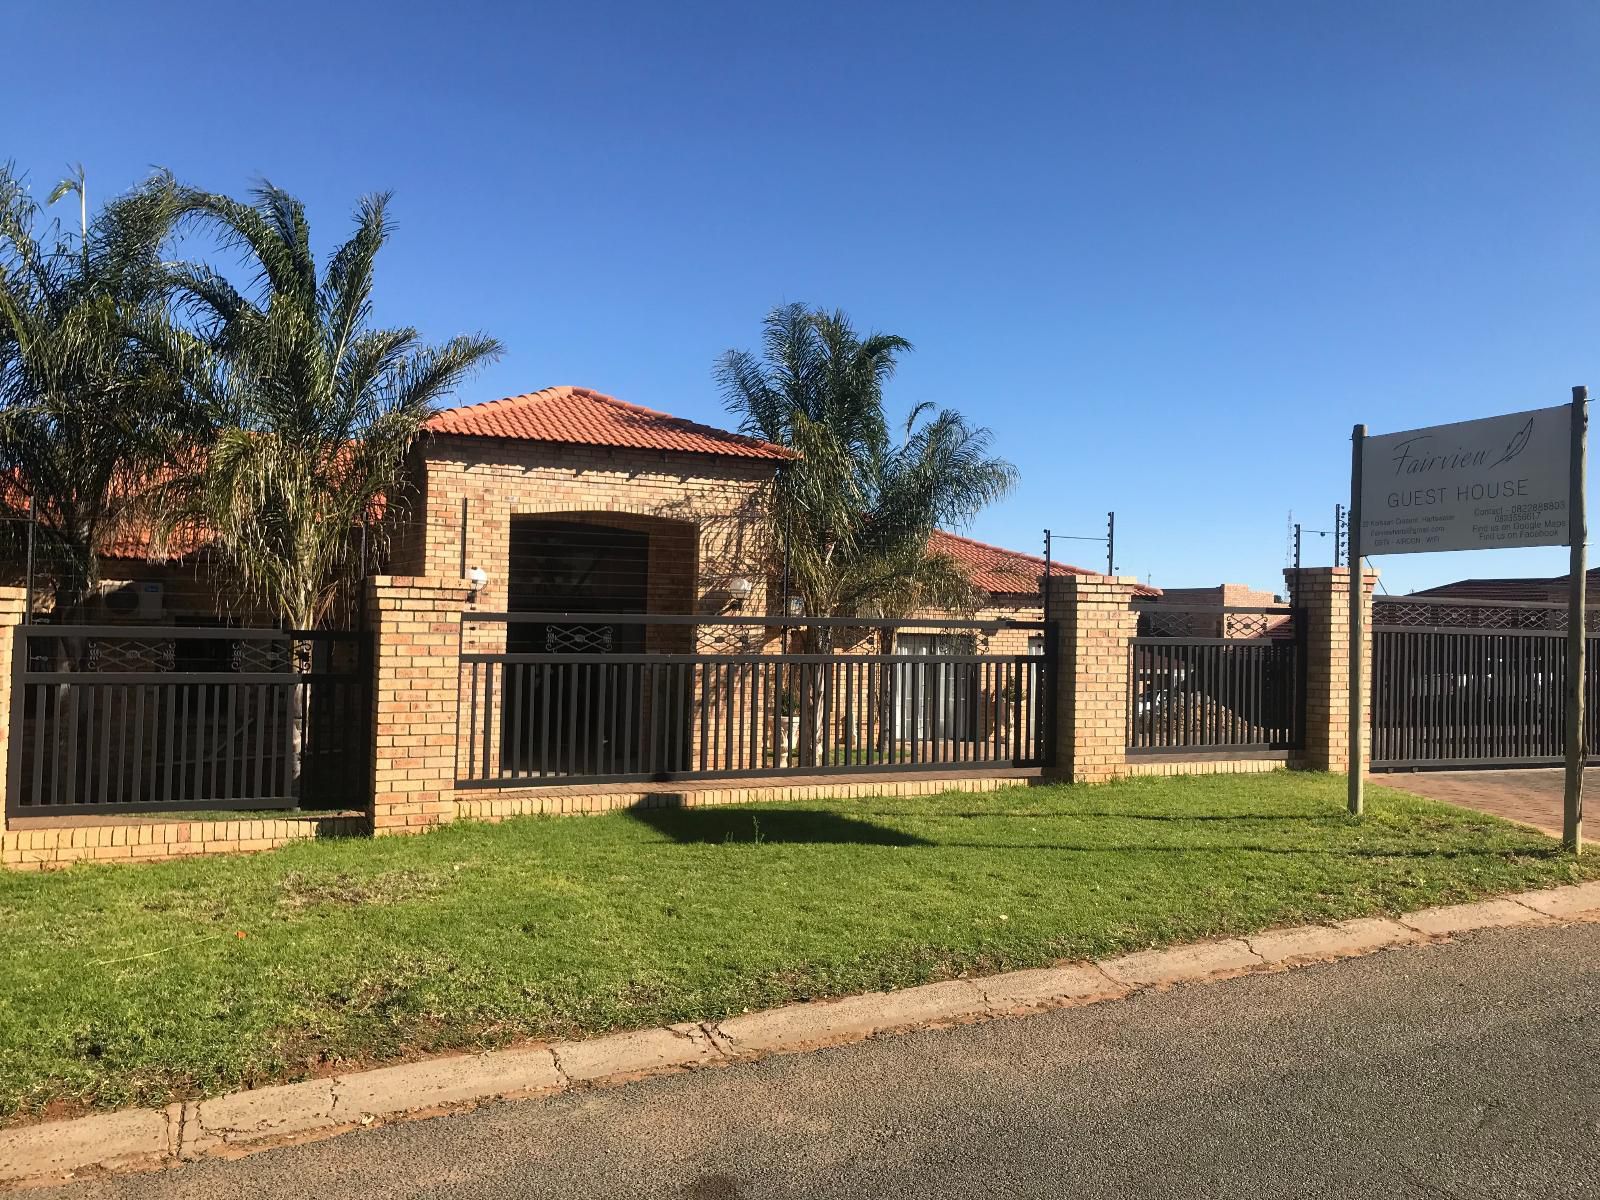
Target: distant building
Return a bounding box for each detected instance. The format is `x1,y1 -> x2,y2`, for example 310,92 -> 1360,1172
1138,582 -> 1293,639
1409,569 -> 1600,605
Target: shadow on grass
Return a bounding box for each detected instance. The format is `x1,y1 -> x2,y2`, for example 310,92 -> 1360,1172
625,804 -> 932,846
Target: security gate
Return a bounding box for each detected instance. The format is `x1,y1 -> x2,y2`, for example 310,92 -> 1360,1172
1370,596 -> 1596,769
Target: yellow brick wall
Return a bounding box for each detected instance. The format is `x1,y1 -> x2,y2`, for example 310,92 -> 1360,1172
366,576 -> 470,835
1120,756 -> 1293,778
0,587 -> 28,833
391,437 -> 778,617
1,814 -> 365,870
1047,577 -> 1143,783
454,773 -> 1026,822
1285,566 -> 1377,773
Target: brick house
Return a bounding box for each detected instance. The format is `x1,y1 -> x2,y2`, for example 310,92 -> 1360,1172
390,387 -> 794,634
15,385 -> 1143,652
928,528 -> 1158,652
53,385 -> 1131,634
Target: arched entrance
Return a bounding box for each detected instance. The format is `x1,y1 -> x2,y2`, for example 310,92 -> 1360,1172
501,513 -> 697,776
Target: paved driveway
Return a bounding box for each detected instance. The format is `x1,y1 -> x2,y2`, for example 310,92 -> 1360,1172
1373,766 -> 1600,837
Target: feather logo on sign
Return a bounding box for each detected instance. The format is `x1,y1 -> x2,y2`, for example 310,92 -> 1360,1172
1488,416 -> 1535,468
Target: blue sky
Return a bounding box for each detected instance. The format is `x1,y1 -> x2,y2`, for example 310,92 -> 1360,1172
8,0 -> 1597,594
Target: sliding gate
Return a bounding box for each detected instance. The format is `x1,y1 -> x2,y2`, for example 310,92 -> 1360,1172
1370,596 -> 1596,769
456,612 -> 1051,787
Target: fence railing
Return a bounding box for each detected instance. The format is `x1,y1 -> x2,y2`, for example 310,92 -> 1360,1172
1127,605 -> 1303,754
6,625 -> 371,816
1372,595 -> 1572,631
1371,596 -> 1596,768
457,612 -> 1051,787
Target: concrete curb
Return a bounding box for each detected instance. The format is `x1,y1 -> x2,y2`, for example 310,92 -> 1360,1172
6,878 -> 1600,1188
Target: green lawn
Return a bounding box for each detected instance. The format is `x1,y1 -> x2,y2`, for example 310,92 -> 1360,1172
2,772 -> 1592,1122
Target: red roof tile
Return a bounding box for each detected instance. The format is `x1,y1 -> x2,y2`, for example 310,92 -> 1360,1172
426,386 -> 795,461
929,530 -> 1160,599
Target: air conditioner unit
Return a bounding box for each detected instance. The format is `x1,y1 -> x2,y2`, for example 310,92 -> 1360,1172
97,580 -> 164,620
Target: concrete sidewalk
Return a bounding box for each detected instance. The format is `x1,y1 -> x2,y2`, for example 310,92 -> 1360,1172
6,879 -> 1600,1190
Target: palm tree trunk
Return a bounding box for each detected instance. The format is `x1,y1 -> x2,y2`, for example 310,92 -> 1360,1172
798,626 -> 833,768
286,601 -> 317,808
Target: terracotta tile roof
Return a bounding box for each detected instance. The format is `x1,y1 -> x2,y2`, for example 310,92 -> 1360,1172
426,386 -> 795,461
929,530 -> 1160,599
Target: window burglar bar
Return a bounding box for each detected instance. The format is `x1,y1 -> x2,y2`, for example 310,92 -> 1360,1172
456,613 -> 1052,786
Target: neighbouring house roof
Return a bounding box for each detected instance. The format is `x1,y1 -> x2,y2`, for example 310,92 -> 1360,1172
426,386 -> 796,461
1411,569 -> 1600,604
0,471 -> 200,563
929,530 -> 1161,600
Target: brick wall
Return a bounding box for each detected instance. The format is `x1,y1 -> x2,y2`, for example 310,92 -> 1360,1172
2,814 -> 365,871
0,588 -> 27,833
1047,577 -> 1143,783
367,576 -> 471,834
391,437 -> 778,617
1286,566 -> 1377,773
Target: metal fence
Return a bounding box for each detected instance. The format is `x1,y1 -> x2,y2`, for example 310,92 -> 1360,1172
1371,596 -> 1595,768
456,613 -> 1051,787
6,625 -> 371,816
1127,605 -> 1303,755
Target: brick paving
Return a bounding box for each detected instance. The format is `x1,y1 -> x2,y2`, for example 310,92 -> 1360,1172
1372,767 -> 1599,838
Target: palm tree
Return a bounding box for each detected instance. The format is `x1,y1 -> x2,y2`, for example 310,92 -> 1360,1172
168,183 -> 502,630
0,165 -> 208,620
716,303 -> 1017,764
716,302 -> 1017,643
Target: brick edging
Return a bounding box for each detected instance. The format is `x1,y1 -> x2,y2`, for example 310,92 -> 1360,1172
5,880 -> 1599,1188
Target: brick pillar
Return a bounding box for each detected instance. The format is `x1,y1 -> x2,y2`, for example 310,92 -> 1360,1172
1045,577 -> 1142,784
366,576 -> 471,835
1286,566 -> 1378,773
0,588 -> 28,833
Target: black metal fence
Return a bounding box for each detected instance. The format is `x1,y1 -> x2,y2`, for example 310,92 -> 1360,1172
1371,596 -> 1595,768
1127,605 -> 1303,754
456,613 -> 1051,787
6,625 -> 371,816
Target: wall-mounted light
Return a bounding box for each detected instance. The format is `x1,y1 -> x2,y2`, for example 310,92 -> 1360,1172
727,576 -> 754,609
467,566 -> 488,598
786,595 -> 805,618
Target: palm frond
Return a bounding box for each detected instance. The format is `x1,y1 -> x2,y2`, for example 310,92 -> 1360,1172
170,187 -> 501,627
718,303 -> 1013,631
0,163 -> 208,615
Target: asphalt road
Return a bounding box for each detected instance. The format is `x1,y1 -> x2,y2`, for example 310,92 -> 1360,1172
34,923 -> 1600,1199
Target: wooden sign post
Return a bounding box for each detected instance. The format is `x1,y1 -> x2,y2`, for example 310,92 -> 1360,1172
1348,425 -> 1366,817
1564,387 -> 1588,850
1351,396 -> 1585,848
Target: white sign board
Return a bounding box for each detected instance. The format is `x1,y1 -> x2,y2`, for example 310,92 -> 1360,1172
1360,405 -> 1572,555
